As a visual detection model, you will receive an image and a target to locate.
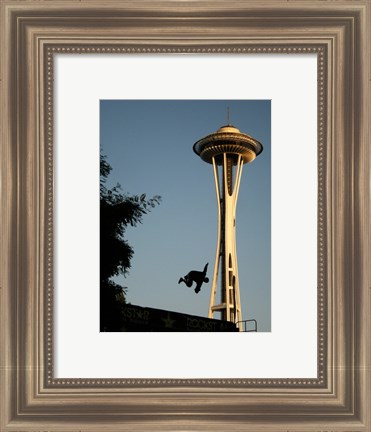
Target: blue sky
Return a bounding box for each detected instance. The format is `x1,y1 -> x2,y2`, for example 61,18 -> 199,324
100,100 -> 271,331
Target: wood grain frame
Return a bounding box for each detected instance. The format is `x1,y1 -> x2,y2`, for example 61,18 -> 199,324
1,1 -> 370,430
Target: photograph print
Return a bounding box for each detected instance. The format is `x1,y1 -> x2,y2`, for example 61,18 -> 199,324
100,100 -> 271,332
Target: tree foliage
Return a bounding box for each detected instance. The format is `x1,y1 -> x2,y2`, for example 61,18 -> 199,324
100,154 -> 161,331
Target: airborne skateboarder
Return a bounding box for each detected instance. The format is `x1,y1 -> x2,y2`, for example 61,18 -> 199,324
178,263 -> 209,294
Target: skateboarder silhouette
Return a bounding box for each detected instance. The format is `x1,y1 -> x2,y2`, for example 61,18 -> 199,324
178,263 -> 209,294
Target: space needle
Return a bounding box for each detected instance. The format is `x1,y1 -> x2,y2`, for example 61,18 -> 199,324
193,119 -> 263,331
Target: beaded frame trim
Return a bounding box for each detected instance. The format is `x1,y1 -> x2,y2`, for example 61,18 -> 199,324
46,45 -> 327,388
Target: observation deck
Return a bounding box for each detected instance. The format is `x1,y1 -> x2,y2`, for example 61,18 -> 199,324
193,124 -> 263,165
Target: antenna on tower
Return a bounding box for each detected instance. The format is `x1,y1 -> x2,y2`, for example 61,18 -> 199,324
227,107 -> 230,125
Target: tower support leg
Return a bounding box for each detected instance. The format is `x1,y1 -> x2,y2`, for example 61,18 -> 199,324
208,154 -> 244,331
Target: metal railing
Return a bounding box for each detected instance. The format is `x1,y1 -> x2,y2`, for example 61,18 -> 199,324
236,319 -> 258,332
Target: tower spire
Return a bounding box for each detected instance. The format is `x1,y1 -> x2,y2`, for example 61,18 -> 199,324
193,122 -> 263,331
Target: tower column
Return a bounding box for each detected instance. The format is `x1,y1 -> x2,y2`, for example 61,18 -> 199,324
193,124 -> 263,331
221,153 -> 243,324
209,153 -> 243,327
